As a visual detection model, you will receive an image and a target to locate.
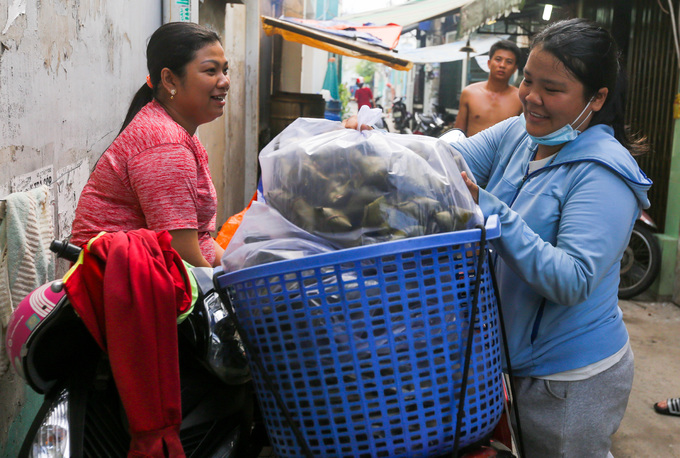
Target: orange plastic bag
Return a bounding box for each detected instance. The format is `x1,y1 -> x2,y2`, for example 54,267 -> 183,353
215,192 -> 257,249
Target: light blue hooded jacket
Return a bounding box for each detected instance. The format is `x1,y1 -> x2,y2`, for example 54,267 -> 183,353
452,117 -> 652,377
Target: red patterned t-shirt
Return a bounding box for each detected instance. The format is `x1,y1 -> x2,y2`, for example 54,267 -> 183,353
71,100 -> 217,264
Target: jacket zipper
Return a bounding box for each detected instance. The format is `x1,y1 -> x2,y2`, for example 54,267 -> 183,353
508,147 -> 539,207
512,148 -> 549,345
530,299 -> 546,344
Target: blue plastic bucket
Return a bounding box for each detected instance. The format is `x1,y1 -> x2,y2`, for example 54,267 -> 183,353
325,99 -> 342,121
216,215 -> 503,457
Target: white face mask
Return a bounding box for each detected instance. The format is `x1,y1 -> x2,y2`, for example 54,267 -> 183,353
519,97 -> 595,146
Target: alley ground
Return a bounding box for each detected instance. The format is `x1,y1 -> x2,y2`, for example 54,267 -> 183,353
611,296 -> 680,457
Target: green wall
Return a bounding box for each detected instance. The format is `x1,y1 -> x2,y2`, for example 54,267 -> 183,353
653,110 -> 680,298
0,388 -> 42,457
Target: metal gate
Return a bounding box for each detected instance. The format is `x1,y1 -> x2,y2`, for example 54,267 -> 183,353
626,0 -> 679,231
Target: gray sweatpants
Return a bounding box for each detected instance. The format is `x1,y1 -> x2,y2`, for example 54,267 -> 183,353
510,346 -> 634,458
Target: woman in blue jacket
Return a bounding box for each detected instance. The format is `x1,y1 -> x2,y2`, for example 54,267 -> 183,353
456,19 -> 652,457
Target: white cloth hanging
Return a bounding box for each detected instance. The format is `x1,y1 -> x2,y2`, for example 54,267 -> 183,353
0,185 -> 54,375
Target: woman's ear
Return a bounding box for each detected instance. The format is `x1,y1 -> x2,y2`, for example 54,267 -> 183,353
591,87 -> 609,112
160,68 -> 178,97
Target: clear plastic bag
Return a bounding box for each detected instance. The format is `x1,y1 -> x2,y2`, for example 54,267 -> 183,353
259,108 -> 483,249
221,201 -> 334,273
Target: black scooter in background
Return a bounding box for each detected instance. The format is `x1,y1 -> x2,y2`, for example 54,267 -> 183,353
374,96 -> 390,131
618,210 -> 662,299
391,97 -> 413,134
413,111 -> 447,137
414,103 -> 451,137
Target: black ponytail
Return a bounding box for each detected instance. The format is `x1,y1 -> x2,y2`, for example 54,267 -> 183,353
120,84 -> 154,134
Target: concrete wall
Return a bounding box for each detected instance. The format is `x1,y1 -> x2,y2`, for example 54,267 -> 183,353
279,0 -> 327,96
301,46 -> 328,95
199,1 -> 232,227
0,0 -> 161,453
1,0 -> 160,233
212,0 -> 269,223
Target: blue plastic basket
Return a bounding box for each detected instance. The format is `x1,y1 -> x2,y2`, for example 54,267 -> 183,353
215,215 -> 503,457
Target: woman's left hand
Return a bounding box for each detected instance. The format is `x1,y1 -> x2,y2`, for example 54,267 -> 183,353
461,171 -> 479,204
213,239 -> 225,268
342,115 -> 373,131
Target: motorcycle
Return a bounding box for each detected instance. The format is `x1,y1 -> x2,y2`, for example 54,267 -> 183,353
413,111 -> 446,137
373,96 -> 390,132
391,96 -> 413,134
413,104 -> 448,137
4,240 -> 266,458
438,129 -> 662,301
618,210 -> 662,299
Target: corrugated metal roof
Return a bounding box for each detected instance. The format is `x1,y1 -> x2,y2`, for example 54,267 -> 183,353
398,34 -> 509,63
336,0 -> 523,37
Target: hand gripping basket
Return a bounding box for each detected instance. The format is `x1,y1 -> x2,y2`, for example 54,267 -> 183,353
215,215 -> 503,458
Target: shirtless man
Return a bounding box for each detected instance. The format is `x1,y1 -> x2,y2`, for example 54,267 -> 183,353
454,40 -> 523,136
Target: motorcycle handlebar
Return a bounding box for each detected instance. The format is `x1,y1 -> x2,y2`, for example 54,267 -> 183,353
50,240 -> 82,263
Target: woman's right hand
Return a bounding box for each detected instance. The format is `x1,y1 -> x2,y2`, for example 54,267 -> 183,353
461,171 -> 479,204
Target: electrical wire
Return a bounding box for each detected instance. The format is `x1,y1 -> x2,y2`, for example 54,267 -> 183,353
665,0 -> 680,70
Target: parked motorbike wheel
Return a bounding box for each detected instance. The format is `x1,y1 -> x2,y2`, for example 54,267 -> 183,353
619,220 -> 662,299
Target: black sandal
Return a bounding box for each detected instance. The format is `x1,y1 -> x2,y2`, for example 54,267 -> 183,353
654,398 -> 680,417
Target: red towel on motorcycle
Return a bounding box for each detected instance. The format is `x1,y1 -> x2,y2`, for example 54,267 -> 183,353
63,229 -> 193,458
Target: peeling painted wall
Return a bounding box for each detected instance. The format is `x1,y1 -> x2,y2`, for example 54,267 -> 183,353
0,0 -> 161,453
1,0 -> 160,229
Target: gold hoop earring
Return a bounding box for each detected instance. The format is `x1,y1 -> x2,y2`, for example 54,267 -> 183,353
170,89 -> 176,100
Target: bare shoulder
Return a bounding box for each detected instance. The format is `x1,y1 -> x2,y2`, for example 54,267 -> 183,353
462,82 -> 489,104
504,86 -> 522,112
465,81 -> 487,93
505,85 -> 521,99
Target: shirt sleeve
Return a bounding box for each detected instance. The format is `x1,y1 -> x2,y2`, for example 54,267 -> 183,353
451,117 -> 516,186
128,144 -> 201,232
479,164 -> 639,306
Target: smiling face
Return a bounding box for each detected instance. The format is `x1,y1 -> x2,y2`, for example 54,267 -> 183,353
488,49 -> 518,82
519,46 -> 607,142
164,41 -> 230,135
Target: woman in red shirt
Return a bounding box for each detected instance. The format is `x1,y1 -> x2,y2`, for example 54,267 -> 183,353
354,78 -> 374,109
71,22 -> 229,267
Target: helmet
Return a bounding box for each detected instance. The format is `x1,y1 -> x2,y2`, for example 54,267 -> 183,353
5,281 -> 98,393
356,77 -> 364,85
